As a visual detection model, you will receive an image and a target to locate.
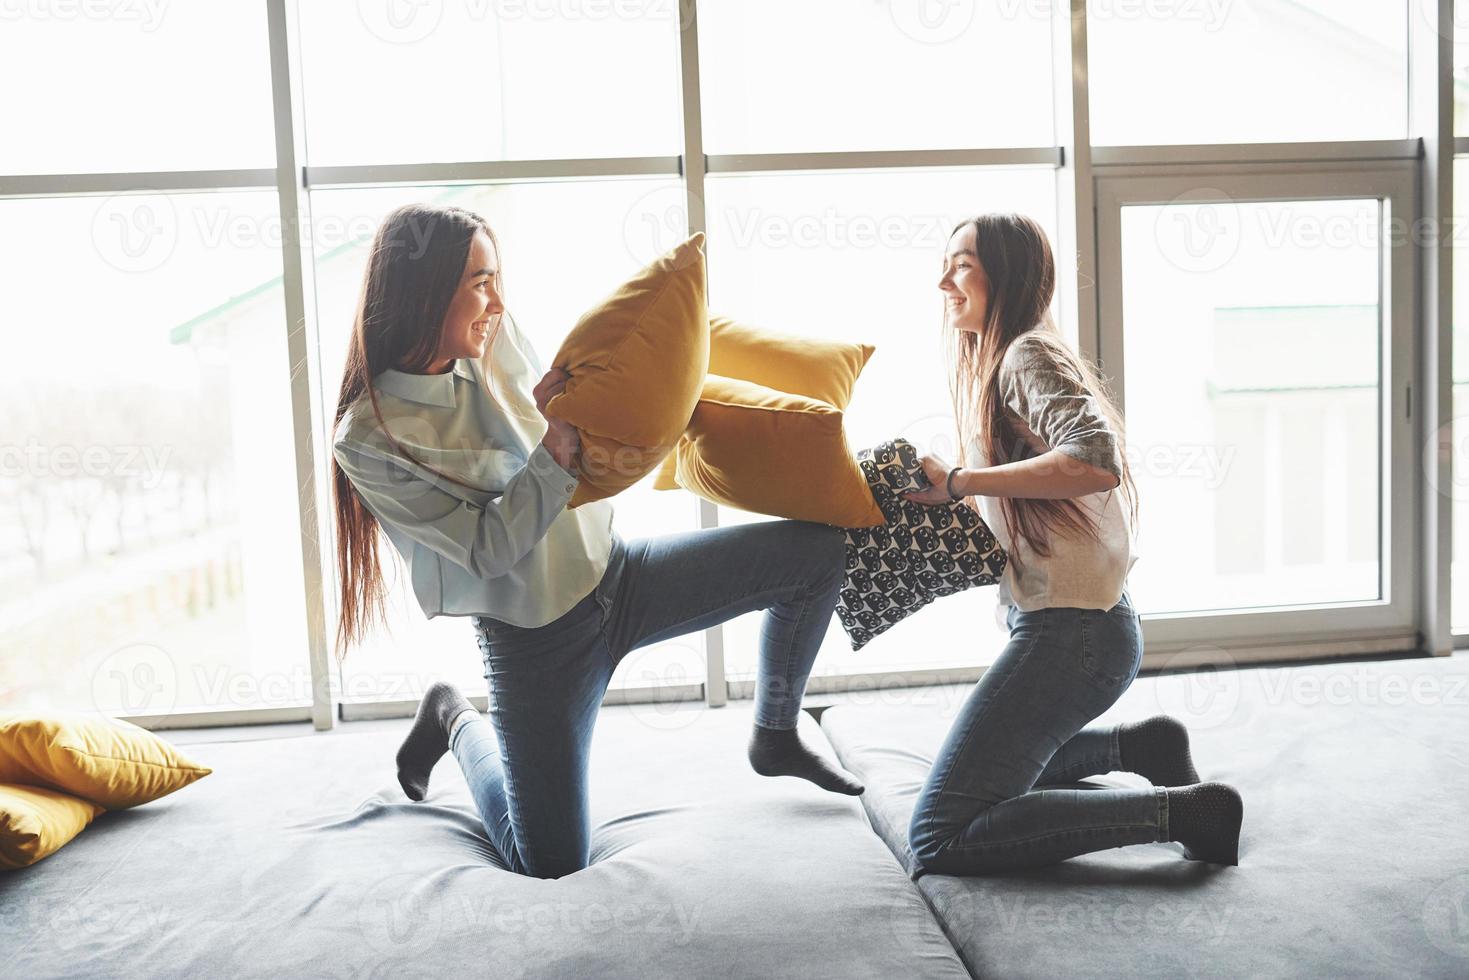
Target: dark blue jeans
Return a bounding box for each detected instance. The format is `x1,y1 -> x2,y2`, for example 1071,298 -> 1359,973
908,592 -> 1165,876
447,519 -> 847,879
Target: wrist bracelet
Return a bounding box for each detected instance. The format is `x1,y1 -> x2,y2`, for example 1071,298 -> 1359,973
946,466 -> 962,501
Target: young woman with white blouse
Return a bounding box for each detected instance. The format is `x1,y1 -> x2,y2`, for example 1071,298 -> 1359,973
330,204 -> 863,880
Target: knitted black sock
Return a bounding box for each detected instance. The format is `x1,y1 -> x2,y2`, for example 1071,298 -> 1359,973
1119,715 -> 1201,786
748,724 -> 864,796
1166,782 -> 1243,865
397,681 -> 476,802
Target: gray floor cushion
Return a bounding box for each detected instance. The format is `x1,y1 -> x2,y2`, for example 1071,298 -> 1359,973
2,704 -> 970,980
819,653 -> 1469,979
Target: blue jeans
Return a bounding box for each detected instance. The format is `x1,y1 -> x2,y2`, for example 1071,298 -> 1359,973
447,519 -> 848,879
907,592 -> 1165,877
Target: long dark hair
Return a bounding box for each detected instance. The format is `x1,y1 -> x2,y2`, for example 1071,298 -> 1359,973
944,213 -> 1138,564
330,203 -> 524,661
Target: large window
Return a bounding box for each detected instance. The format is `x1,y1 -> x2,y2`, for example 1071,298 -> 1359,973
697,0 -> 1054,153
0,6 -> 276,174
2,0 -> 1456,728
1088,0 -> 1408,146
1118,198 -> 1383,613
0,193 -> 307,715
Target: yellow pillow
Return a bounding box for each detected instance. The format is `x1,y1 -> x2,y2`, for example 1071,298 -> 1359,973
668,375 -> 883,527
0,712 -> 213,810
708,314 -> 875,408
546,233 -> 709,508
0,783 -> 103,870
654,316 -> 875,490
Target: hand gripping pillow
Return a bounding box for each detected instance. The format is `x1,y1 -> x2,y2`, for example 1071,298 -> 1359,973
546,233 -> 708,507
665,375 -> 884,528
836,438 -> 1009,651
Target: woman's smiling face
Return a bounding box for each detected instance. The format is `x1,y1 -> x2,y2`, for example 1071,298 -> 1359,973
431,230 -> 504,371
938,222 -> 989,334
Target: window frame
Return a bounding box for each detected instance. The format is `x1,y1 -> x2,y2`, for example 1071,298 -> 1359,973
0,0 -> 1456,729
1093,160 -> 1420,664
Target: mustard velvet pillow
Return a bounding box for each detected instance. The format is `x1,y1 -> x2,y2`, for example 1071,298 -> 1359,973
654,316 -> 875,490
0,783 -> 103,870
708,314 -> 875,408
668,375 -> 883,528
0,712 -> 213,810
546,233 -> 709,508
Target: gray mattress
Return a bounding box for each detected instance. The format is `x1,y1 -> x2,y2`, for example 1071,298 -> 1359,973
819,653 -> 1469,980
2,704 -> 969,980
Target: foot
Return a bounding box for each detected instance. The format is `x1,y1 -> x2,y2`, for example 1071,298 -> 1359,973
1166,781 -> 1243,865
1120,715 -> 1201,786
748,723 -> 864,796
397,681 -> 476,802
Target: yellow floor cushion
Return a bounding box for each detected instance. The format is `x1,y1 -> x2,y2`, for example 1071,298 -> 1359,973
0,712 -> 212,810
0,782 -> 104,870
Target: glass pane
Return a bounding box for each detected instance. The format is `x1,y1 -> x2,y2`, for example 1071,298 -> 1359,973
1088,0 -> 1407,145
298,5 -> 681,166
1119,197 -> 1383,615
0,7 -> 275,174
0,193 -> 307,715
1451,158 -> 1469,630
702,168 -> 1059,680
311,179 -> 702,699
1455,15 -> 1469,137
698,0 -> 1053,154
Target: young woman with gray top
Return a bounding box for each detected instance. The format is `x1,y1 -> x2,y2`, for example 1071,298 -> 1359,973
901,213 -> 1244,874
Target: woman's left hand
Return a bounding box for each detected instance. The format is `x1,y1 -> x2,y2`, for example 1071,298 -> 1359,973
533,367 -> 571,413
903,453 -> 958,505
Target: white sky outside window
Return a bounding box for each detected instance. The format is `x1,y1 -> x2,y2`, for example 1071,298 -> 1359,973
0,192 -> 307,715
1119,197 -> 1382,615
297,3 -> 682,165
698,0 -> 1054,153
1087,0 -> 1407,145
0,6 -> 276,174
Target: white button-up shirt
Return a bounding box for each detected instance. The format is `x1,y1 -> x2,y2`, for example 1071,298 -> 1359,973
332,316 -> 615,628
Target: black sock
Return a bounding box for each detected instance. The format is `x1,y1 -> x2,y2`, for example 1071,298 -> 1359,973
748,723 -> 864,796
1166,782 -> 1243,865
397,681 -> 476,802
1119,715 -> 1201,786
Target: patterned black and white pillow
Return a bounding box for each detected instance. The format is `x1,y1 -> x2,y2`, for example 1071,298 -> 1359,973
836,438 -> 1008,651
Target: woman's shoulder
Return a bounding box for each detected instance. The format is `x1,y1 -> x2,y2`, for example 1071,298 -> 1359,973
1003,329 -> 1069,367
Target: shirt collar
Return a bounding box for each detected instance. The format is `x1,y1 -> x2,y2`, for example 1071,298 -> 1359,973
373,359 -> 477,409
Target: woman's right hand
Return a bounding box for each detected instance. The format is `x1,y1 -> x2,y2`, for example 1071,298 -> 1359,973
534,368 -> 580,473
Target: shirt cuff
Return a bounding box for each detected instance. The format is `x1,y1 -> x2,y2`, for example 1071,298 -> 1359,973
528,441 -> 580,496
